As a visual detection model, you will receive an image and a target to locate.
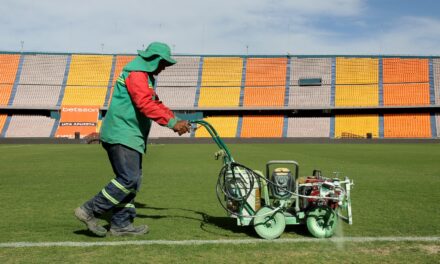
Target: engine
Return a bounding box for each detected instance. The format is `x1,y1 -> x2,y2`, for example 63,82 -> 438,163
298,175 -> 345,210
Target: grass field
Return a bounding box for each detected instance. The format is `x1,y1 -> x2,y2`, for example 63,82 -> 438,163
0,143 -> 439,263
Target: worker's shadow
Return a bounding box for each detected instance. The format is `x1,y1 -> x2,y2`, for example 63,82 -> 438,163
134,202 -> 258,238
74,202 -> 310,238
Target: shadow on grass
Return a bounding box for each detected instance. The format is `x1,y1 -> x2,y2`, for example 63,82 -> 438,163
74,202 -> 309,239
134,202 -> 258,238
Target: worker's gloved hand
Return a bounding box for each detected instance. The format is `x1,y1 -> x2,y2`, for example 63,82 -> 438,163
173,120 -> 191,136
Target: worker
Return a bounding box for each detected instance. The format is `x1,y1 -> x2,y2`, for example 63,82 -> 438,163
74,42 -> 190,236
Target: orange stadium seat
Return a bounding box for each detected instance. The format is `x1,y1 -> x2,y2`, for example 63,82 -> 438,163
240,115 -> 284,138
0,84 -> 13,105
384,113 -> 431,138
383,83 -> 430,106
112,56 -> 135,85
245,58 -> 287,87
0,114 -> 7,133
0,54 -> 20,85
383,58 -> 429,84
0,54 -> 20,105
243,87 -> 285,106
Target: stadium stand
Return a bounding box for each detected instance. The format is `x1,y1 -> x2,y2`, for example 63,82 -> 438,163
201,57 -> 243,87
335,114 -> 379,138
384,113 -> 431,138
335,58 -> 378,107
243,87 -> 285,107
157,56 -> 200,87
5,115 -> 55,137
336,58 -> 378,85
0,54 -> 20,105
198,57 -> 242,107
286,117 -> 330,137
383,83 -> 430,106
155,56 -> 200,108
335,85 -> 379,107
383,58 -> 429,83
0,85 -> 13,105
243,58 -> 287,107
289,58 -> 331,107
195,116 -> 239,138
288,86 -> 331,107
0,114 -> 6,133
240,115 -> 284,138
437,114 -> 440,137
0,52 -> 439,139
198,87 -> 240,107
18,54 -> 67,85
434,59 -> 439,104
66,55 -> 113,87
61,55 -> 112,107
11,54 -> 67,107
13,85 -> 62,107
291,58 -> 332,85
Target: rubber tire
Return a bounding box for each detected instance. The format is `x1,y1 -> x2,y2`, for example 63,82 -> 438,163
306,206 -> 338,238
253,206 -> 286,240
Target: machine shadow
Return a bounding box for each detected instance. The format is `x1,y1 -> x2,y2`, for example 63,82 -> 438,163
134,202 -> 259,238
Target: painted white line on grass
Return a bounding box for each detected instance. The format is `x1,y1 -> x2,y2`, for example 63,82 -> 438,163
0,237 -> 439,248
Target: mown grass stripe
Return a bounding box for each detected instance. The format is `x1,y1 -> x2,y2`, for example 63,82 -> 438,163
0,237 -> 438,248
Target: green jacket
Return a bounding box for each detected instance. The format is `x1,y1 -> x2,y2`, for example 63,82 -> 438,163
100,56 -> 177,154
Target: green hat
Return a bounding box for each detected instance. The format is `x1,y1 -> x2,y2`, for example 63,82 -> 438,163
137,42 -> 177,66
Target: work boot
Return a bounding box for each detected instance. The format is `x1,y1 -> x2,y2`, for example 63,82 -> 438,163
109,224 -> 149,236
74,206 -> 107,237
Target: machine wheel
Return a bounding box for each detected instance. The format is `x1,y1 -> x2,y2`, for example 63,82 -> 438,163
253,206 -> 286,240
306,206 -> 338,238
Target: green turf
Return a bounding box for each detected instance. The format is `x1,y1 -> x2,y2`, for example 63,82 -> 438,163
0,143 -> 439,262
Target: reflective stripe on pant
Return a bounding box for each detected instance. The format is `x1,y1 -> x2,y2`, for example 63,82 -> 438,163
84,143 -> 142,228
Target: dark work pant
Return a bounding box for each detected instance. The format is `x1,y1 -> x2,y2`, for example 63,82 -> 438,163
84,143 -> 142,228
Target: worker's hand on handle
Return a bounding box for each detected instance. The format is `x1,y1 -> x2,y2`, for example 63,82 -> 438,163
173,120 -> 191,136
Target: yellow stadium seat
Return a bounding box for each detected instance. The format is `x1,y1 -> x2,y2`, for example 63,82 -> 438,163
336,58 -> 378,85
67,55 -> 113,87
62,87 -> 107,106
201,57 -> 243,87
195,116 -> 239,138
335,115 -> 379,138
198,87 -> 240,107
335,85 -> 378,106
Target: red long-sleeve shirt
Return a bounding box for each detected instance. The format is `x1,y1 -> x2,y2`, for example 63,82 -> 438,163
125,71 -> 177,128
